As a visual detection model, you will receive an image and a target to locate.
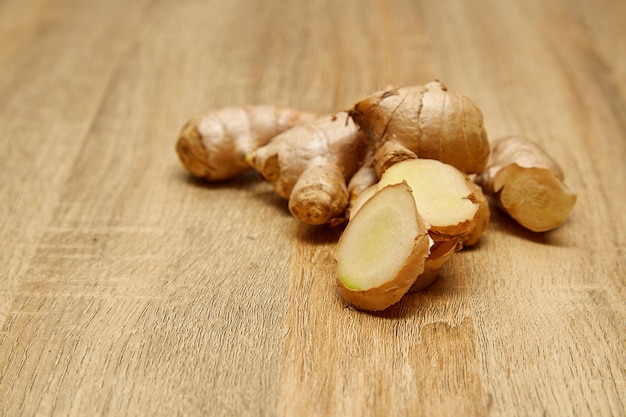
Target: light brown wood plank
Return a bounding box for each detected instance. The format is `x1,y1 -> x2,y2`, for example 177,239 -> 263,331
0,0 -> 624,415
0,0 -> 152,318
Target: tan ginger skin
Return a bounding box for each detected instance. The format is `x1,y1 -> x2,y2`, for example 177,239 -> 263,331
348,81 -> 491,178
176,105 -> 316,181
246,112 -> 368,226
477,135 -> 577,232
462,180 -> 491,247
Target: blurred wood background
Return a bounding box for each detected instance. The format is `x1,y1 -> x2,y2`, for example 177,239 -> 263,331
0,0 -> 624,416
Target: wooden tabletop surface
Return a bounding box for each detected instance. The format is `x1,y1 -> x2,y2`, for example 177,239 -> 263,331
1,0 -> 624,415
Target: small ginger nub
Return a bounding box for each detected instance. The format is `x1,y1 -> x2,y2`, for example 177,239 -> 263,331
477,135 -> 577,232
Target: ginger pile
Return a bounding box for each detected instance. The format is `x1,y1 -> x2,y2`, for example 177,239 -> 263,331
175,81 -> 577,311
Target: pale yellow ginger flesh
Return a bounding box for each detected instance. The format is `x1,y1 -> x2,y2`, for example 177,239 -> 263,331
477,136 -> 577,232
349,81 -> 490,177
336,183 -> 431,311
176,105 -> 316,181
247,112 -> 367,226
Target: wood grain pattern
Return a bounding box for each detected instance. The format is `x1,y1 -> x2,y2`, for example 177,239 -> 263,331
0,0 -> 624,415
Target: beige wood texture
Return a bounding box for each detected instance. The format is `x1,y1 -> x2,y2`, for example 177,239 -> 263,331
0,0 -> 624,415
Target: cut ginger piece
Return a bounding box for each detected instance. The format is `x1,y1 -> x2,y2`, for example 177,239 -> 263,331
336,182 -> 431,311
477,135 -> 577,232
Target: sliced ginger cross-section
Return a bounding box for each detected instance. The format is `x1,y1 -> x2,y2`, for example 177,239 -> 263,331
353,158 -> 490,244
336,182 -> 431,311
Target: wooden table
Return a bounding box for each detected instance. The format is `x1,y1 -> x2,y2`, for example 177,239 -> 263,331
1,0 -> 624,415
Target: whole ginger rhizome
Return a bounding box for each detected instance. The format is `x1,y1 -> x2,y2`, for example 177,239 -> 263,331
175,81 -> 577,311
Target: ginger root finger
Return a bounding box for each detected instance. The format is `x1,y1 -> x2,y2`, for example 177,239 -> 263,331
288,164 -> 349,226
336,182 -> 431,311
247,112 -> 367,226
476,135 -> 577,232
176,105 -> 316,181
349,81 -> 490,177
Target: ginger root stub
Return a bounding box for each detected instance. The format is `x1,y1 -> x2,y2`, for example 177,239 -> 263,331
348,81 -> 491,177
477,135 -> 577,232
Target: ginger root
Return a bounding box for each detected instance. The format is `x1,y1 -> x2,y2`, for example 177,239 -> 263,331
476,135 -> 577,232
173,83 -> 581,313
348,81 -> 490,177
176,105 -> 316,181
336,182 -> 431,311
246,112 -> 367,226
